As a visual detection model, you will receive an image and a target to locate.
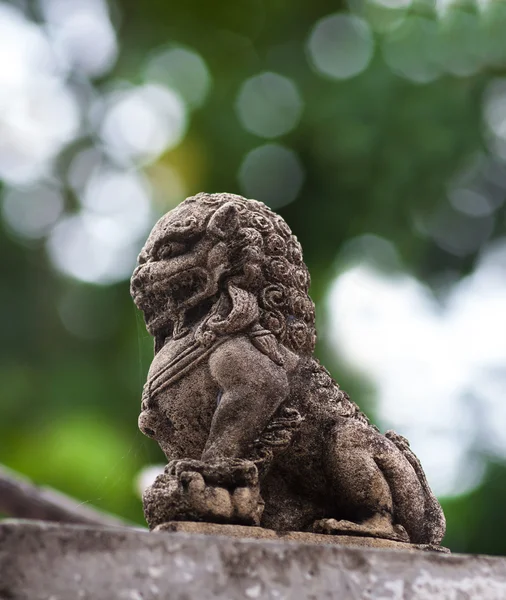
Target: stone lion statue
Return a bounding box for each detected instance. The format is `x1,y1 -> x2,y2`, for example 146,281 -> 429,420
131,192 -> 446,547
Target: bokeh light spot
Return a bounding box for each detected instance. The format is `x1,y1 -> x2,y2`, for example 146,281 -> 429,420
2,185 -> 64,239
238,144 -> 304,208
371,0 -> 411,8
364,0 -> 412,34
144,47 -> 211,109
47,213 -> 140,284
429,205 -> 494,257
382,16 -> 442,83
484,78 -> 506,162
307,14 -> 374,80
435,8 -> 485,78
47,168 -> 152,284
448,188 -> 495,218
100,84 -> 187,164
80,167 -> 152,244
235,72 -> 303,139
40,0 -> 118,77
0,4 -> 80,184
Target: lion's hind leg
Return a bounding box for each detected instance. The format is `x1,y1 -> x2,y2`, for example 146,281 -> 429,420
315,418 -> 425,543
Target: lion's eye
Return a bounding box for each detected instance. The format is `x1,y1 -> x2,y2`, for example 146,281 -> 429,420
158,242 -> 187,260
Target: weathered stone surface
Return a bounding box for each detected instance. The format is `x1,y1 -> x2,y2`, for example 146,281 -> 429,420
131,192 -> 446,547
2,521 -> 505,600
155,521 -> 449,552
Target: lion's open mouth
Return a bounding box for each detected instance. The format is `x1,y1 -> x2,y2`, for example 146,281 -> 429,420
132,266 -> 210,335
132,266 -> 208,308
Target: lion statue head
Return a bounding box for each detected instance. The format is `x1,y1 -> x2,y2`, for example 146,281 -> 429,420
131,192 -> 316,356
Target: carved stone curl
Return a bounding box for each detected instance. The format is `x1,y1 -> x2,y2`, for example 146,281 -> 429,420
131,192 -> 446,548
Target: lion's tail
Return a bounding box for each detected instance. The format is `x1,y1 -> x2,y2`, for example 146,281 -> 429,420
385,430 -> 446,546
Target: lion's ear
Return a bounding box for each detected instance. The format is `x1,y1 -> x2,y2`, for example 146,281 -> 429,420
207,202 -> 239,239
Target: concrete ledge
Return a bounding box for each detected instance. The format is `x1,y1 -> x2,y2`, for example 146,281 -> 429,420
1,520 -> 506,599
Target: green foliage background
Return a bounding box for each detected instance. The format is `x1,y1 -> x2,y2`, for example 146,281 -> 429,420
1,0 -> 506,555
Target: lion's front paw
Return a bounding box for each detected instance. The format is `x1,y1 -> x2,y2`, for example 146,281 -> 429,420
143,458 -> 264,530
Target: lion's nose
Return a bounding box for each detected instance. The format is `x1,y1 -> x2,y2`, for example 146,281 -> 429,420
131,263 -> 158,291
131,265 -> 146,288
131,276 -> 142,290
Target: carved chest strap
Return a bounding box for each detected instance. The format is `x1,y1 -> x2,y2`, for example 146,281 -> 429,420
146,324 -> 284,400
147,336 -> 229,399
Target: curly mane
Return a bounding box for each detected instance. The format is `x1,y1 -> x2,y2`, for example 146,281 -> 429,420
180,193 -> 317,355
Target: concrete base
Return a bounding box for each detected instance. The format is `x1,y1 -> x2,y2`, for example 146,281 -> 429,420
2,520 -> 506,599
155,520 -> 449,552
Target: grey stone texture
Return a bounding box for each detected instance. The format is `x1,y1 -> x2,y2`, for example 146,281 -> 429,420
130,193 -> 445,547
155,521 -> 448,553
2,520 -> 506,600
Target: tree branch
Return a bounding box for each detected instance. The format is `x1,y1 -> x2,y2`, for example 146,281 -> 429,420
0,464 -> 135,528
